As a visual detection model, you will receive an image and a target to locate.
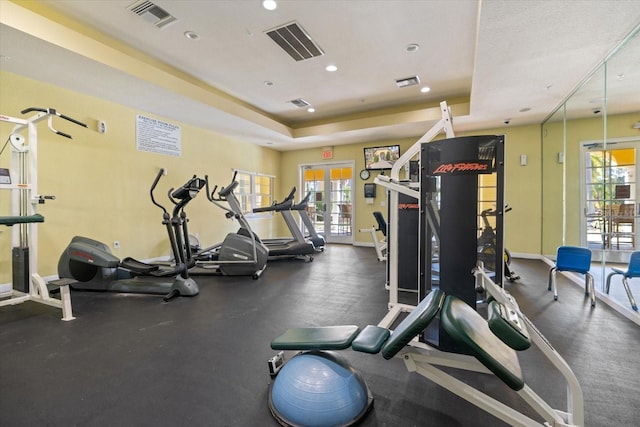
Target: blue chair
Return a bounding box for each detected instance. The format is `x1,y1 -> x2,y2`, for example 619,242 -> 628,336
548,246 -> 595,307
605,251 -> 640,311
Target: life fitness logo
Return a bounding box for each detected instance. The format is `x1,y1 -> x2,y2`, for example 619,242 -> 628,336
430,160 -> 493,176
71,249 -> 96,263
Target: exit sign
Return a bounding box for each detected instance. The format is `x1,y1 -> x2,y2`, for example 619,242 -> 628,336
322,147 -> 333,159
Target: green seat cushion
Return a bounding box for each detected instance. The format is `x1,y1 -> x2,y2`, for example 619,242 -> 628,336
440,296 -> 524,391
271,325 -> 360,350
0,214 -> 44,226
381,290 -> 445,360
351,325 -> 390,354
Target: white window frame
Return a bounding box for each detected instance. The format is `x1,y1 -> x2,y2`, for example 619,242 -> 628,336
234,169 -> 275,216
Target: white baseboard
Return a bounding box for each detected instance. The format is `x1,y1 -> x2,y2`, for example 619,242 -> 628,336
353,241 -> 375,248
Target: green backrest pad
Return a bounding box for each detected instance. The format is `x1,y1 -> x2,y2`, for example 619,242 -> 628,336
271,325 -> 360,350
380,290 -> 446,360
440,296 -> 524,391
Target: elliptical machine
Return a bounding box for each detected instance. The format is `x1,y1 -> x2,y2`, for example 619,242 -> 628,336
185,173 -> 269,279
57,169 -> 203,301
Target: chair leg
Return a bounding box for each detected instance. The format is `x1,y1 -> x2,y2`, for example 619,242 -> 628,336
548,267 -> 558,301
621,277 -> 638,311
587,273 -> 595,308
584,275 -> 590,296
605,272 -> 618,294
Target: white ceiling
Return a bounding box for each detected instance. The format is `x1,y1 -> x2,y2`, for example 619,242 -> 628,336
1,0 -> 639,150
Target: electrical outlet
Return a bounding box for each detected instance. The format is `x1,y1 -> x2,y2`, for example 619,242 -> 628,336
113,241 -> 120,249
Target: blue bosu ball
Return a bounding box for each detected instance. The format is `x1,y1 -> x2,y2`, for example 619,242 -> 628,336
269,351 -> 373,427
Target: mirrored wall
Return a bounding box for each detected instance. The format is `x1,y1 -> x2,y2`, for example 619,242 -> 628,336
542,25 -> 640,317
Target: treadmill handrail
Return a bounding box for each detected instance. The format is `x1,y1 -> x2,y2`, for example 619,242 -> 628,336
291,192 -> 310,211
253,198 -> 293,213
253,187 -> 296,213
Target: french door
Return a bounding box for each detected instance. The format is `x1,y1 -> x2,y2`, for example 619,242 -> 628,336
583,140 -> 639,262
301,162 -> 354,244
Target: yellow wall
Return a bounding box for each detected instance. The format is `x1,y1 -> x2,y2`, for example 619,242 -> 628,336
458,126 -> 544,255
0,71 -> 280,282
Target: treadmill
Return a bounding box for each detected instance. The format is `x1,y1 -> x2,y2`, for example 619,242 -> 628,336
292,192 -> 325,250
253,188 -> 316,261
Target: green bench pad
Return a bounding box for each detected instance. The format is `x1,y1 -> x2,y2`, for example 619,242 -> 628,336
0,214 -> 44,226
271,325 -> 360,350
381,290 -> 446,360
440,296 -> 524,391
351,325 -> 390,354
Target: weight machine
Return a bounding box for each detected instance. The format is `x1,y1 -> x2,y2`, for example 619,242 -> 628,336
375,101 -> 454,314
376,102 -> 507,352
1,107 -> 87,321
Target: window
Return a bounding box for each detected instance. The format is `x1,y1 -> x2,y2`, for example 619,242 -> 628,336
234,170 -> 274,214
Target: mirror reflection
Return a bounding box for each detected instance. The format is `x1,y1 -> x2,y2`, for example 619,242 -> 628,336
542,27 -> 640,315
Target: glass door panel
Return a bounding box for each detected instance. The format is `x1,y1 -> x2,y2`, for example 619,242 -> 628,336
302,163 -> 354,244
583,144 -> 638,261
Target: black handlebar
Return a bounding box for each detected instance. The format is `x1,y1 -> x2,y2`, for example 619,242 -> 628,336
20,107 -> 88,139
20,107 -> 88,128
149,169 -> 168,215
283,187 -> 296,202
480,205 -> 512,217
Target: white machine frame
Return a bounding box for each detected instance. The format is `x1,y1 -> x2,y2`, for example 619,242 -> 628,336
0,108 -> 82,321
358,220 -> 387,261
375,101 -> 455,311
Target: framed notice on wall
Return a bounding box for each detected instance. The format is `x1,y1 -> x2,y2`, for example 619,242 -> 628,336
136,114 -> 182,157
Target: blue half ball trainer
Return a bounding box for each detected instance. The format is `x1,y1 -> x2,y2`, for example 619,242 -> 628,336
268,351 -> 373,427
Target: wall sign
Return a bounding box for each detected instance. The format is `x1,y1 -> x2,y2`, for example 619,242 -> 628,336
136,114 -> 182,157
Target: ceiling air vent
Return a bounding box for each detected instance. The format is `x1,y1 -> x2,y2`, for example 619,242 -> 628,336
289,98 -> 311,108
128,1 -> 177,28
266,22 -> 324,62
395,76 -> 420,88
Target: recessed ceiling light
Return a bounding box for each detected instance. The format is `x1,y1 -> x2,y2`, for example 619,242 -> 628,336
184,31 -> 199,40
420,86 -> 430,93
406,43 -> 420,52
617,74 -> 625,81
519,107 -> 531,113
307,107 -> 315,113
263,0 -> 277,11
325,64 -> 338,72
264,81 -> 274,86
